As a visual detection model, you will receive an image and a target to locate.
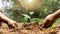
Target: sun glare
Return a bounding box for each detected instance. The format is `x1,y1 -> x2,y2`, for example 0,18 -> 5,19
27,0 -> 33,3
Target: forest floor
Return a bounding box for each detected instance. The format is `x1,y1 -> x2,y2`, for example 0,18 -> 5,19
0,22 -> 60,34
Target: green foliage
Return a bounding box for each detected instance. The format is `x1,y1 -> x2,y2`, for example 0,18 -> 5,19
56,18 -> 60,23
31,18 -> 40,22
50,24 -> 56,29
20,13 -> 42,24
20,14 -> 31,24
23,17 -> 29,24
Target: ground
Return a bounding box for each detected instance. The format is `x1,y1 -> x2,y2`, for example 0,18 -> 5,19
0,22 -> 60,34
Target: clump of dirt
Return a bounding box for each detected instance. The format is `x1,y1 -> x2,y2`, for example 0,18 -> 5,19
0,23 -> 60,34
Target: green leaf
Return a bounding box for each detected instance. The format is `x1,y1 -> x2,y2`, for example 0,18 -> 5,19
21,14 -> 31,24
50,24 -> 56,29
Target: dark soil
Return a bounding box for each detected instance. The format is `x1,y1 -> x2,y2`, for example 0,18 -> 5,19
0,23 -> 60,34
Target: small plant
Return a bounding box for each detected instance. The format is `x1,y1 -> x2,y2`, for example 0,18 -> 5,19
20,13 -> 41,24
20,13 -> 31,24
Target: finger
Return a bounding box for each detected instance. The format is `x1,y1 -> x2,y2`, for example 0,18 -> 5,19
8,24 -> 15,29
14,23 -> 18,27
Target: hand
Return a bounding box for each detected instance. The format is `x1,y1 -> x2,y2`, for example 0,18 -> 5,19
40,14 -> 54,28
7,21 -> 18,29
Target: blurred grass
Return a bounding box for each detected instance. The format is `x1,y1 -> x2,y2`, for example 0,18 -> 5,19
56,18 -> 60,23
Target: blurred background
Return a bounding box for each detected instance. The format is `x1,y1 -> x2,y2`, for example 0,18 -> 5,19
1,0 -> 60,23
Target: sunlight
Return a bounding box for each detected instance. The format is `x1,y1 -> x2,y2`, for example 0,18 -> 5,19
0,0 -> 3,9
22,0 -> 40,10
27,0 -> 33,3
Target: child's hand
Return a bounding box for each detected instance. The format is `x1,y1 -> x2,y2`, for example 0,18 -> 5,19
8,21 -> 18,29
40,14 -> 54,28
40,9 -> 60,28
